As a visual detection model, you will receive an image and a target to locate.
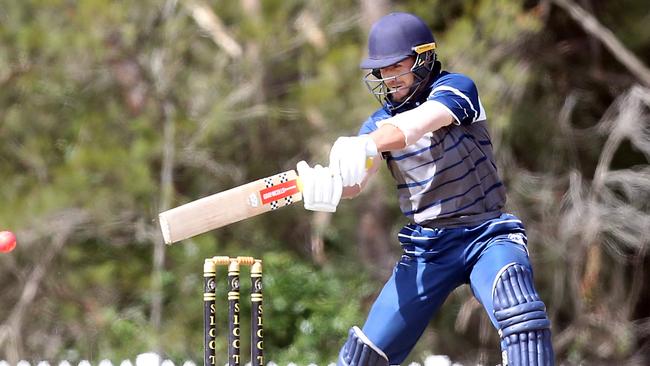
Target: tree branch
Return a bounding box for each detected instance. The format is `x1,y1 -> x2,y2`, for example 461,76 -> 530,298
183,0 -> 243,58
551,0 -> 650,87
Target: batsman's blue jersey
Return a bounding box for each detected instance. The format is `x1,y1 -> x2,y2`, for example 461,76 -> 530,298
351,71 -> 541,364
359,71 -> 506,226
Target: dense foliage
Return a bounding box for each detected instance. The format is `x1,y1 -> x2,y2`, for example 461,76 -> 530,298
1,0 -> 649,364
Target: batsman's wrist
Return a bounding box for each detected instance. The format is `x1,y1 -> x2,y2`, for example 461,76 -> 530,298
361,134 -> 378,157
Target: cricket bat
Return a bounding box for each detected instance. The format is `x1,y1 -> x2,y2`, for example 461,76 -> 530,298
159,169 -> 303,244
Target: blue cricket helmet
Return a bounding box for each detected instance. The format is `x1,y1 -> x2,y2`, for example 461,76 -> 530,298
360,12 -> 439,114
360,12 -> 435,70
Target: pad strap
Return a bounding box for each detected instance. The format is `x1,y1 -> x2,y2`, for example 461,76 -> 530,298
493,264 -> 554,366
337,326 -> 389,366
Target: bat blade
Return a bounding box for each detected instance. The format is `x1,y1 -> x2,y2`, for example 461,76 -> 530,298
159,170 -> 302,244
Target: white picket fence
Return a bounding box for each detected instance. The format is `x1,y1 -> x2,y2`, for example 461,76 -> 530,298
0,353 -> 465,366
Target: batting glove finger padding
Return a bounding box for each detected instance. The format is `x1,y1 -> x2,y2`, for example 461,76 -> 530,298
329,135 -> 378,187
296,161 -> 342,213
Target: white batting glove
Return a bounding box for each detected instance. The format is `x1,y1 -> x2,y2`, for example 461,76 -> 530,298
296,161 -> 343,212
329,135 -> 378,187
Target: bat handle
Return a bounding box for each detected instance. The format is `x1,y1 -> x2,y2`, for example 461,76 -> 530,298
365,157 -> 374,170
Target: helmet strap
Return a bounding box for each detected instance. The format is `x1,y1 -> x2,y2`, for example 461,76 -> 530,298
412,50 -> 437,80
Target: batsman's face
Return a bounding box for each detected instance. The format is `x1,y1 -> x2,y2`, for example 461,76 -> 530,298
379,57 -> 416,102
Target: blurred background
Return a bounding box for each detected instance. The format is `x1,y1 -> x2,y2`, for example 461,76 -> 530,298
1,0 -> 649,365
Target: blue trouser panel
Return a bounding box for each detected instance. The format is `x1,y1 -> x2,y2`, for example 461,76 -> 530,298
357,213 -> 553,364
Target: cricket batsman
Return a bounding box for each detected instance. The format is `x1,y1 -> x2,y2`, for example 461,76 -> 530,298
297,12 -> 555,366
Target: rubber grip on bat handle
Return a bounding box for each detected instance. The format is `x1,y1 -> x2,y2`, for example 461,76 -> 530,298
296,158 -> 374,192
365,157 -> 374,170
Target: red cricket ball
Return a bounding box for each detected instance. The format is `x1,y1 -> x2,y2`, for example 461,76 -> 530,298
0,230 -> 17,253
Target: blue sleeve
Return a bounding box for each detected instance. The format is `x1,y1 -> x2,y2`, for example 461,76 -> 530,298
358,108 -> 391,136
427,73 -> 485,125
358,118 -> 377,135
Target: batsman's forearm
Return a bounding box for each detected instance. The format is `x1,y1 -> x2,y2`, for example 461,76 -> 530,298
373,101 -> 455,148
370,124 -> 407,152
342,185 -> 361,199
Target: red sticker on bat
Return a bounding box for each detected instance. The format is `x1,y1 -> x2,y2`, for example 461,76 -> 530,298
259,180 -> 300,205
